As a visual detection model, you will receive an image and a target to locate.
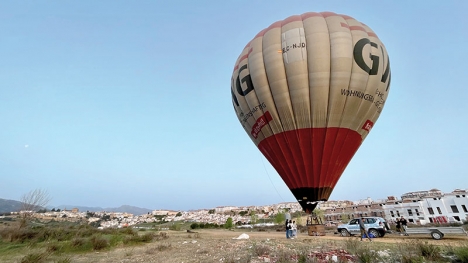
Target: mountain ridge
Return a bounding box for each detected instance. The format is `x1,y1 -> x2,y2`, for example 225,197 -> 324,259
0,198 -> 153,215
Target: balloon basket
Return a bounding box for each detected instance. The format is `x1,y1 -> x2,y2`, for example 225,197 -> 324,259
307,224 -> 326,236
306,213 -> 325,236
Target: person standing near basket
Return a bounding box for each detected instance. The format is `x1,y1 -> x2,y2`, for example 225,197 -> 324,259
291,220 -> 297,238
285,219 -> 291,239
358,218 -> 372,241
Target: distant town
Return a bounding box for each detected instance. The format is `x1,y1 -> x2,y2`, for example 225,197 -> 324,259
3,188 -> 467,229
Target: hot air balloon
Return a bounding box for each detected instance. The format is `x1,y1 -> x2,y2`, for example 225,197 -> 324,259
231,12 -> 391,213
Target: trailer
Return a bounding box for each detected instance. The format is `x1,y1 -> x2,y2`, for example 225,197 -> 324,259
404,226 -> 468,240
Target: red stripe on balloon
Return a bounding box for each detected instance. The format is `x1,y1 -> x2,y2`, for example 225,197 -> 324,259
258,128 -> 362,196
349,25 -> 366,32
301,12 -> 322,20
239,47 -> 253,62
282,15 -> 302,25
321,12 -> 338,18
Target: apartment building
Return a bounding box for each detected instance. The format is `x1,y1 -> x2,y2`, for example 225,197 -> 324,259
385,189 -> 468,224
322,189 -> 468,225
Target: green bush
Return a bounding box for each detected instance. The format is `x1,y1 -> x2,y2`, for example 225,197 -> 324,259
169,223 -> 181,231
355,248 -> 381,263
46,242 -> 62,253
139,232 -> 154,242
91,236 -> 108,250
120,227 -> 136,236
344,238 -> 362,254
71,237 -> 86,248
224,217 -> 233,229
454,245 -> 468,262
55,257 -> 72,263
20,252 -> 49,263
123,232 -> 154,244
416,241 -> 441,260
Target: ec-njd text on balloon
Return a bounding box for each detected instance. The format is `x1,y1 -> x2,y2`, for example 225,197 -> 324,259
282,42 -> 306,54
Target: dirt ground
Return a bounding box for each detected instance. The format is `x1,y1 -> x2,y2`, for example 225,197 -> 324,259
3,228 -> 467,263
62,229 -> 468,263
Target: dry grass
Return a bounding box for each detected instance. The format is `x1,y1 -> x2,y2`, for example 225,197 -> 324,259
2,226 -> 468,263
49,229 -> 468,263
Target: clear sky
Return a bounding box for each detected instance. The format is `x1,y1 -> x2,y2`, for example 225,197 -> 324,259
1,1 -> 467,211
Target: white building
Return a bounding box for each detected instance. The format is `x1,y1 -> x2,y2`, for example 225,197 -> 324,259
214,206 -> 238,213
382,189 -> 468,225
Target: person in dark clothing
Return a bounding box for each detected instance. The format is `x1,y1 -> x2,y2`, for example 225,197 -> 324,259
285,219 -> 291,239
358,218 -> 372,241
400,216 -> 408,236
395,218 -> 401,233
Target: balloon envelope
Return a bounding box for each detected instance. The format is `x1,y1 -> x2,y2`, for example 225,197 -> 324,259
231,12 -> 391,213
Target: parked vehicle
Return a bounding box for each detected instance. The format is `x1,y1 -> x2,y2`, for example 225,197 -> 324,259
337,217 -> 389,237
405,226 -> 468,240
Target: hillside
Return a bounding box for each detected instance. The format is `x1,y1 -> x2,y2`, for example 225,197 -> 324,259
1,198 -> 153,215
0,198 -> 23,214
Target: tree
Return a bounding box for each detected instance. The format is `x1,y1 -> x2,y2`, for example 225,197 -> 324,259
224,217 -> 233,229
250,211 -> 258,225
176,212 -> 182,217
19,189 -> 51,228
341,213 -> 350,222
274,212 -> 286,224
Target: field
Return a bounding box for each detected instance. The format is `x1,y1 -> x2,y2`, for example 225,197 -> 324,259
1,221 -> 468,263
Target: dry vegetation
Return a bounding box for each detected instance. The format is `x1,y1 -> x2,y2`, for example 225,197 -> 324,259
1,220 -> 468,263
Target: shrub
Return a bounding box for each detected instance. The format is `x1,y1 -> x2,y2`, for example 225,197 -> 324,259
76,227 -> 96,238
224,217 -> 233,229
169,223 -> 181,231
120,227 -> 136,236
155,232 -> 168,241
139,232 -> 154,242
46,242 -> 62,253
454,245 -> 468,262
91,236 -> 109,250
123,232 -> 154,244
344,238 -> 362,254
156,243 -> 172,251
252,243 -> 270,256
401,255 -> 425,263
71,237 -> 86,248
275,249 -> 295,263
355,249 -> 380,263
55,257 -> 72,263
416,241 -> 441,260
20,252 -> 48,263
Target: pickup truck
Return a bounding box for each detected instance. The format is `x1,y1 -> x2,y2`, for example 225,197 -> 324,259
404,226 -> 468,240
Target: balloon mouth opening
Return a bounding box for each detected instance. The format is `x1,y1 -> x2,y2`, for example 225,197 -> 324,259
291,187 -> 333,213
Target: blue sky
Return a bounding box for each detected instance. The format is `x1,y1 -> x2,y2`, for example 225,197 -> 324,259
1,1 -> 467,211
